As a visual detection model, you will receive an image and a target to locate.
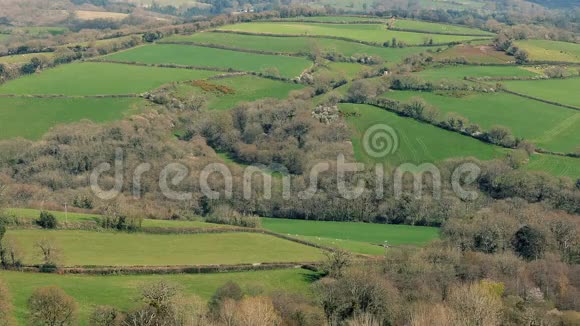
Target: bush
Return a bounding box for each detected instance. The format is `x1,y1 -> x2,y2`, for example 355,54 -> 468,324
36,211 -> 58,229
206,205 -> 261,228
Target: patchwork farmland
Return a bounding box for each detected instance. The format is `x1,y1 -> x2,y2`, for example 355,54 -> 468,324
0,13 -> 579,325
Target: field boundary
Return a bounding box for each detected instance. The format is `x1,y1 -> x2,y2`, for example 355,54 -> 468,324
15,262 -> 320,275
501,89 -> 580,112
89,58 -> 297,83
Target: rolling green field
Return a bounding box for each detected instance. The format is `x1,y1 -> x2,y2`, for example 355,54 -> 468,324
514,39 -> 580,63
217,22 -> 490,45
7,229 -> 324,266
0,97 -> 146,140
276,16 -> 385,23
0,62 -> 219,96
502,78 -> 580,108
525,154 -> 580,179
263,217 -> 439,254
340,103 -> 504,166
415,65 -> 537,81
384,91 -> 580,153
163,32 -> 437,63
0,268 -> 314,325
178,75 -> 304,110
392,19 -> 492,36
105,44 -> 312,78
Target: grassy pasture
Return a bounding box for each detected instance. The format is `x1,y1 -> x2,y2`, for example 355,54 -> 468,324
163,32 -> 437,63
105,44 -> 312,78
262,217 -> 439,254
275,16 -> 385,23
0,97 -> 146,140
73,10 -> 129,20
392,19 -> 492,36
217,22 -> 490,45
0,62 -> 219,96
525,154 -> 580,179
433,44 -> 513,64
340,103 -> 504,167
384,91 -> 580,153
514,39 -> 580,63
502,78 -> 580,108
7,229 -> 324,266
415,65 -> 537,81
176,75 -> 303,110
0,268 -> 314,325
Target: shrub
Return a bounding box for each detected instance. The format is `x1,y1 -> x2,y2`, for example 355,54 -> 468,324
36,211 -> 58,229
206,205 -> 261,228
28,286 -> 77,325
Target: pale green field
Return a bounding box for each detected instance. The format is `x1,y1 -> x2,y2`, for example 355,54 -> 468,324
392,19 -> 492,36
176,75 -> 303,110
217,22 -> 490,45
514,39 -> 580,63
163,32 -> 438,63
0,62 -> 219,96
384,91 -> 580,153
0,268 -> 314,325
105,44 -> 312,78
502,78 -> 580,108
7,229 -> 324,266
415,65 -> 537,81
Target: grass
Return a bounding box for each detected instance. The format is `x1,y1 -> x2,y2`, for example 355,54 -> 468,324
105,44 -> 312,78
177,75 -> 303,110
0,53 -> 54,64
0,268 -> 315,325
3,208 -> 221,229
525,154 -> 580,179
73,10 -> 129,20
0,97 -> 146,140
0,62 -> 220,96
340,103 -> 504,167
276,16 -> 385,23
163,32 -> 437,63
392,19 -> 492,36
262,217 -> 439,247
383,90 -> 580,153
433,44 -> 513,64
502,78 -> 580,108
217,22 -> 490,45
514,39 -> 580,63
415,65 -> 537,81
7,229 -> 324,266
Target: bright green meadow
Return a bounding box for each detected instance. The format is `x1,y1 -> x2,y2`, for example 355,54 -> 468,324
502,78 -> 580,108
340,103 -> 504,166
392,19 -> 492,36
7,229 -> 324,266
514,39 -> 580,63
415,65 -> 537,81
0,97 -> 146,140
105,44 -> 312,78
384,90 -> 580,153
0,62 -> 219,96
